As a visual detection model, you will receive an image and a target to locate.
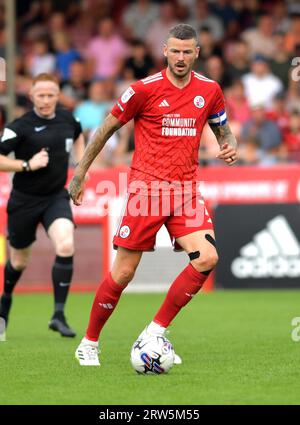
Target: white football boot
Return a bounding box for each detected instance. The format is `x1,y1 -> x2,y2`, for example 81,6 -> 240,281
75,337 -> 100,366
138,323 -> 182,365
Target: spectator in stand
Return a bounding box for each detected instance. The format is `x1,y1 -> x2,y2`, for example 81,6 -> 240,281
86,125 -> 120,169
226,39 -> 250,81
0,26 -> 5,59
188,0 -> 224,42
266,92 -> 290,137
48,11 -> 66,34
18,1 -> 53,34
203,56 -> 232,89
287,1 -> 300,15
60,60 -> 90,111
210,0 -> 239,39
194,27 -> 223,73
146,2 -> 179,67
122,0 -> 159,41
287,73 -> 300,114
52,32 -> 81,81
114,121 -> 135,166
226,79 -> 251,137
271,0 -> 291,34
283,111 -> 300,162
114,69 -> 136,101
74,81 -> 112,134
86,17 -> 128,80
15,75 -> 34,116
242,55 -> 283,109
25,38 -> 56,77
78,0 -> 110,22
68,11 -> 94,54
240,104 -> 283,165
123,40 -> 155,80
233,0 -> 261,31
270,32 -> 293,89
241,14 -> 276,59
12,0 -> 300,171
211,0 -> 238,28
285,13 -> 300,53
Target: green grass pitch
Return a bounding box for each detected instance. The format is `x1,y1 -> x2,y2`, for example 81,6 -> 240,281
0,290 -> 299,405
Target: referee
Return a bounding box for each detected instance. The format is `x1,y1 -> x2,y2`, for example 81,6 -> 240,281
0,73 -> 85,337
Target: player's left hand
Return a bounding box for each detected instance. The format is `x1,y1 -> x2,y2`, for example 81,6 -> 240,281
216,143 -> 237,166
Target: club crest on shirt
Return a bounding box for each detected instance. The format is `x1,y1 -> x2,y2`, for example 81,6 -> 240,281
194,96 -> 205,109
121,87 -> 135,104
65,138 -> 74,152
119,225 -> 130,238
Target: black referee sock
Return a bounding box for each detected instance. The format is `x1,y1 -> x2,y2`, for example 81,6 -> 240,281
52,255 -> 73,317
3,260 -> 23,296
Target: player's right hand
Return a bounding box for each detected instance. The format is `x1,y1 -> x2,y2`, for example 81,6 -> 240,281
68,174 -> 85,206
29,148 -> 49,171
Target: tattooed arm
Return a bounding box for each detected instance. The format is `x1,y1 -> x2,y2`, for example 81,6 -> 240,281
68,114 -> 122,205
209,123 -> 238,166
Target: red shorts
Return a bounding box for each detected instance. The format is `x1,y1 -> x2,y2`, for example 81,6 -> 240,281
113,191 -> 213,251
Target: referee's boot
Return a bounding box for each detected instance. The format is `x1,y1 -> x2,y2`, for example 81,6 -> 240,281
48,312 -> 76,338
0,293 -> 12,328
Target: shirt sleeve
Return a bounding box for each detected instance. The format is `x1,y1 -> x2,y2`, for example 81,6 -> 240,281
207,83 -> 227,127
73,116 -> 83,139
110,82 -> 145,125
0,121 -> 22,155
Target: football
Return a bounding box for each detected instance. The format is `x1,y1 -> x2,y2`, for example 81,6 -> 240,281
130,334 -> 175,374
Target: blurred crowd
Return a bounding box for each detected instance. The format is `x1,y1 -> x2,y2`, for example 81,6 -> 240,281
1,0 -> 300,168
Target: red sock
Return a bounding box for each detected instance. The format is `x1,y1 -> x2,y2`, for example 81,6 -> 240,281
154,263 -> 209,328
85,273 -> 126,341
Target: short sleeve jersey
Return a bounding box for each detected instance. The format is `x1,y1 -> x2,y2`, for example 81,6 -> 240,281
111,69 -> 226,190
0,108 -> 82,195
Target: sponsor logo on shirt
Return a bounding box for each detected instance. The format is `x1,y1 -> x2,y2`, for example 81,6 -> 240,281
34,126 -> 47,132
161,114 -> 197,137
121,87 -> 135,104
159,99 -> 170,107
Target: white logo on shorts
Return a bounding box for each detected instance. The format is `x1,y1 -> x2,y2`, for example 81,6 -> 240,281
119,225 -> 130,238
194,96 -> 205,108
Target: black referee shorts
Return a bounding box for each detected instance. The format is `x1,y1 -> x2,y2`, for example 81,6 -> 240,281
6,188 -> 74,249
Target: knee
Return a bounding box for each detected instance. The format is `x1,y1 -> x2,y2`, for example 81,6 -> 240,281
113,265 -> 136,285
10,258 -> 28,271
55,238 -> 74,257
191,251 -> 219,273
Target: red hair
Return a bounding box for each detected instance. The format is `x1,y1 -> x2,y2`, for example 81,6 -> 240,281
32,73 -> 59,86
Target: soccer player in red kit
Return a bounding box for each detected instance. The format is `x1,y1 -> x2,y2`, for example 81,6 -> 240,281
69,24 -> 237,366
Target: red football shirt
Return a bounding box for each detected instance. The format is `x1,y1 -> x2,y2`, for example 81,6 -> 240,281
111,69 -> 226,192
